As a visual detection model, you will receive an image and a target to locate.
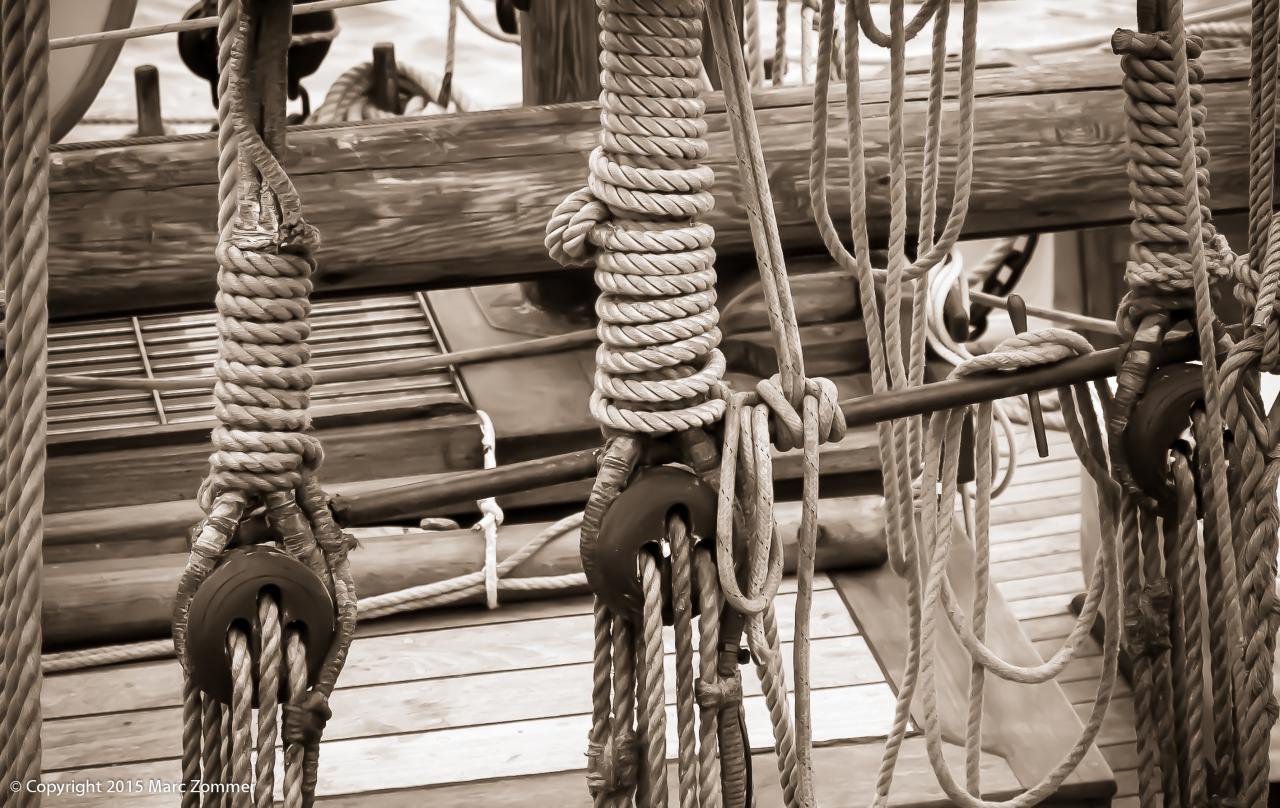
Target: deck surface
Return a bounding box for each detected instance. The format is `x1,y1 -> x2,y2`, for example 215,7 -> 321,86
38,428 -> 1124,807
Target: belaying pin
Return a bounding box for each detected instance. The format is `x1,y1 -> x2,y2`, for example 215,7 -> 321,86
589,466 -> 717,625
184,545 -> 335,706
1121,362 -> 1207,509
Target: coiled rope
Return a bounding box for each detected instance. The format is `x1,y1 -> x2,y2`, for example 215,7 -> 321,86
310,61 -> 468,122
0,0 -> 50,792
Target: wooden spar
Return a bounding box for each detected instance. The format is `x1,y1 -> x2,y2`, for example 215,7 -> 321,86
43,495 -> 887,648
47,47 -> 1260,319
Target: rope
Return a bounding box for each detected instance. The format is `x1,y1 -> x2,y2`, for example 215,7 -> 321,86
546,0 -> 725,436
164,2 -> 359,804
474,410 -> 504,609
47,512 -> 585,673
311,61 -> 468,123
0,0 -> 50,789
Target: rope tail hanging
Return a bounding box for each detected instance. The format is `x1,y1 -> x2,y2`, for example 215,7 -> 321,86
0,0 -> 51,791
170,1 -> 356,805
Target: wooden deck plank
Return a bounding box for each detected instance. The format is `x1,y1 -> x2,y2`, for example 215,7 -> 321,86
41,737 -> 1047,808
42,585 -> 851,721
43,684 -> 904,805
834,514 -> 1114,796
44,632 -> 881,773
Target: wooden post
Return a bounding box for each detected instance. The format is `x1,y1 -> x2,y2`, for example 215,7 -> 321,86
372,42 -> 401,114
516,3 -> 600,316
133,65 -> 163,137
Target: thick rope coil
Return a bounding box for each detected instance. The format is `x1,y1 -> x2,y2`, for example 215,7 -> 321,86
547,0 -> 725,435
1111,30 -> 1217,338
0,0 -> 50,789
310,61 -> 468,123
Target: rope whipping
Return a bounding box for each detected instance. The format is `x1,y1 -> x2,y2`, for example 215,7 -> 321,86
0,0 -> 50,793
169,1 -> 357,805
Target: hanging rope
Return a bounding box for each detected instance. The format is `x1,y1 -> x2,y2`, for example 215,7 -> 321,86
0,0 -> 50,789
169,2 -> 357,805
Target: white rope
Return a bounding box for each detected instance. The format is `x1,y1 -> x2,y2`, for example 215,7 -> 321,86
474,409 -> 504,609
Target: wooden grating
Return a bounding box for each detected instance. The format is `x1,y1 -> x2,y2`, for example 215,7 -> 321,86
46,291 -> 469,442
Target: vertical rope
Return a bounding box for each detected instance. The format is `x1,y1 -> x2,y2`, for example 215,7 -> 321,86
694,548 -> 725,808
668,516 -> 700,808
0,0 -> 49,789
181,681 -> 203,808
283,629 -> 309,808
255,596 -> 282,808
1170,452 -> 1208,808
227,629 -> 255,808
635,554 -> 669,808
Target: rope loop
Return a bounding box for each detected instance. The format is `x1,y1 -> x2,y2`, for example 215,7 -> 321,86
548,0 -> 724,437
173,3 -> 357,805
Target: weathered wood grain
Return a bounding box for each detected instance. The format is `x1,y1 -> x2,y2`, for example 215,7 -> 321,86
46,48 -> 1258,318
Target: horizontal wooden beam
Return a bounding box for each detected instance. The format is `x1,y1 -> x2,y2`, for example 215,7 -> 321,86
44,495 -> 887,648
48,48 -> 1256,318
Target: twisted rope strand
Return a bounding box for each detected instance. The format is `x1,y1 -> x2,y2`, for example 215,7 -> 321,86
0,0 -> 49,787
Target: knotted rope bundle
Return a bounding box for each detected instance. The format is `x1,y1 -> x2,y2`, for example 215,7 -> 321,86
804,1 -> 1138,806
555,0 -> 854,805
170,1 -> 356,805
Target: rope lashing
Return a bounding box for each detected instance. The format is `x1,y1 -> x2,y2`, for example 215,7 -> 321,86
0,0 -> 51,790
474,409 -> 505,609
170,2 -> 357,805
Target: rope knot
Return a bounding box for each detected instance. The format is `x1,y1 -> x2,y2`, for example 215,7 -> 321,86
546,188 -> 610,268
695,674 -> 744,709
754,375 -> 846,451
585,729 -> 638,797
282,690 -> 332,746
953,328 -> 1093,377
